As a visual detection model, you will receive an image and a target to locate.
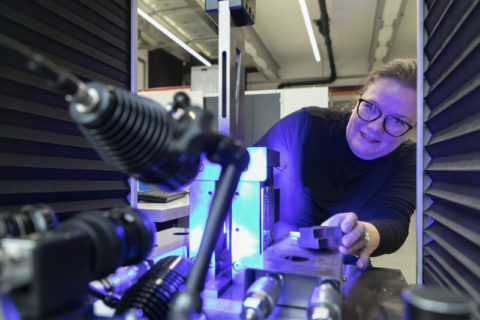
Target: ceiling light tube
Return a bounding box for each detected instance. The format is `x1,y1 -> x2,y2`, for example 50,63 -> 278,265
298,0 -> 321,62
137,8 -> 212,67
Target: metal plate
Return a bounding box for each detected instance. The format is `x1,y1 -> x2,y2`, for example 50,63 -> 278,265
247,237 -> 343,279
244,237 -> 343,308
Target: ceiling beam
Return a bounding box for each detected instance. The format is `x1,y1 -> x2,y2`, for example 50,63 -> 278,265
368,0 -> 408,69
243,27 -> 280,80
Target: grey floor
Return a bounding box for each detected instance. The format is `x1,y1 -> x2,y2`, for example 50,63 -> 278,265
371,212 -> 417,284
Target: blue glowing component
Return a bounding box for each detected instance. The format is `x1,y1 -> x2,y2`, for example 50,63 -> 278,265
188,180 -> 215,258
231,181 -> 261,272
194,147 -> 267,182
138,181 -> 152,191
188,147 -> 270,277
196,156 -> 222,181
189,224 -> 204,257
241,147 -> 267,181
289,231 -> 300,239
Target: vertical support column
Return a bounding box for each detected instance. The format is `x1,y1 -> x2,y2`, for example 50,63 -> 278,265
218,0 -> 246,141
129,178 -> 138,209
415,0 -> 424,286
190,0 -> 254,297
131,0 -> 138,94
129,0 -> 139,209
218,0 -> 231,136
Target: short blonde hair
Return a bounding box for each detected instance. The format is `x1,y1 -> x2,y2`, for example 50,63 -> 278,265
360,58 -> 417,96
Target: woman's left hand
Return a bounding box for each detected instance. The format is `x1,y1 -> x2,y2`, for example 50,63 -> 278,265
321,212 -> 379,268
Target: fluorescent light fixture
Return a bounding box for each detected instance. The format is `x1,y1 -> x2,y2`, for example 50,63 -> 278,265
298,0 -> 321,62
137,8 -> 212,67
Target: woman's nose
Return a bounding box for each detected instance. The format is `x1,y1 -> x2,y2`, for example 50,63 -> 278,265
366,117 -> 385,133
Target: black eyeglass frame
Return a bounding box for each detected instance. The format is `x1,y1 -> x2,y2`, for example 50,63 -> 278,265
356,98 -> 414,137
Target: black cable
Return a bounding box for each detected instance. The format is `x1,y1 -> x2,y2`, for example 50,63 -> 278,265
0,33 -> 82,97
88,285 -> 120,309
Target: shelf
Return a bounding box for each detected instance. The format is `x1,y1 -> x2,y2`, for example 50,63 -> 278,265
149,227 -> 189,262
136,195 -> 189,223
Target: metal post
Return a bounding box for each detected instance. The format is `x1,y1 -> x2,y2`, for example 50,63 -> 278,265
217,0 -> 246,141
416,0 -> 425,285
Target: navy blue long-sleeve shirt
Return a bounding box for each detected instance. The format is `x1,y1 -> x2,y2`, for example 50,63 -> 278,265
255,107 -> 416,256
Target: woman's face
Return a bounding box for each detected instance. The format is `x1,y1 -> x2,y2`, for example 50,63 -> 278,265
346,77 -> 416,160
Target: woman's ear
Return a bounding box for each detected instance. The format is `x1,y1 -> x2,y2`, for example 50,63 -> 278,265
405,126 -> 417,142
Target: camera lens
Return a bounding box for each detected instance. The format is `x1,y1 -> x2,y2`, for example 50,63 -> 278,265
59,207 -> 156,280
0,204 -> 58,239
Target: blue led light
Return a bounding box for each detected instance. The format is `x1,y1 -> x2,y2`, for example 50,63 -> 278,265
231,181 -> 261,272
189,147 -> 270,277
240,147 -> 267,181
194,147 -> 268,182
289,231 -> 300,239
188,225 -> 204,258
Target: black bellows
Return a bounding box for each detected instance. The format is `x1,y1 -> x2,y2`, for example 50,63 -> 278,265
116,256 -> 193,319
69,82 -> 200,192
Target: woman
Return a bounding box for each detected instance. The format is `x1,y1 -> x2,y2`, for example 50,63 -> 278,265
255,58 -> 417,268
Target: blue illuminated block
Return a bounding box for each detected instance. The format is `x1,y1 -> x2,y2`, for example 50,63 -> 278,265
195,147 -> 273,182
241,147 -> 268,181
231,180 -> 262,271
189,147 -> 278,278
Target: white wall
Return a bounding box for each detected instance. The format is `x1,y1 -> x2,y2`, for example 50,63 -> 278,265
137,49 -> 149,90
191,65 -> 218,94
281,87 -> 329,117
371,211 -> 417,284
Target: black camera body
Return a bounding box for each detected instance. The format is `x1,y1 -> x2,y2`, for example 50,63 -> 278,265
6,231 -> 94,318
0,207 -> 156,319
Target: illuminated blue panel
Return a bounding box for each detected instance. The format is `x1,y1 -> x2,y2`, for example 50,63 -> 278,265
189,180 -> 216,258
195,155 -> 222,181
188,147 -> 270,282
231,181 -> 261,273
241,147 -> 267,181
289,231 -> 300,240
195,147 -> 267,182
